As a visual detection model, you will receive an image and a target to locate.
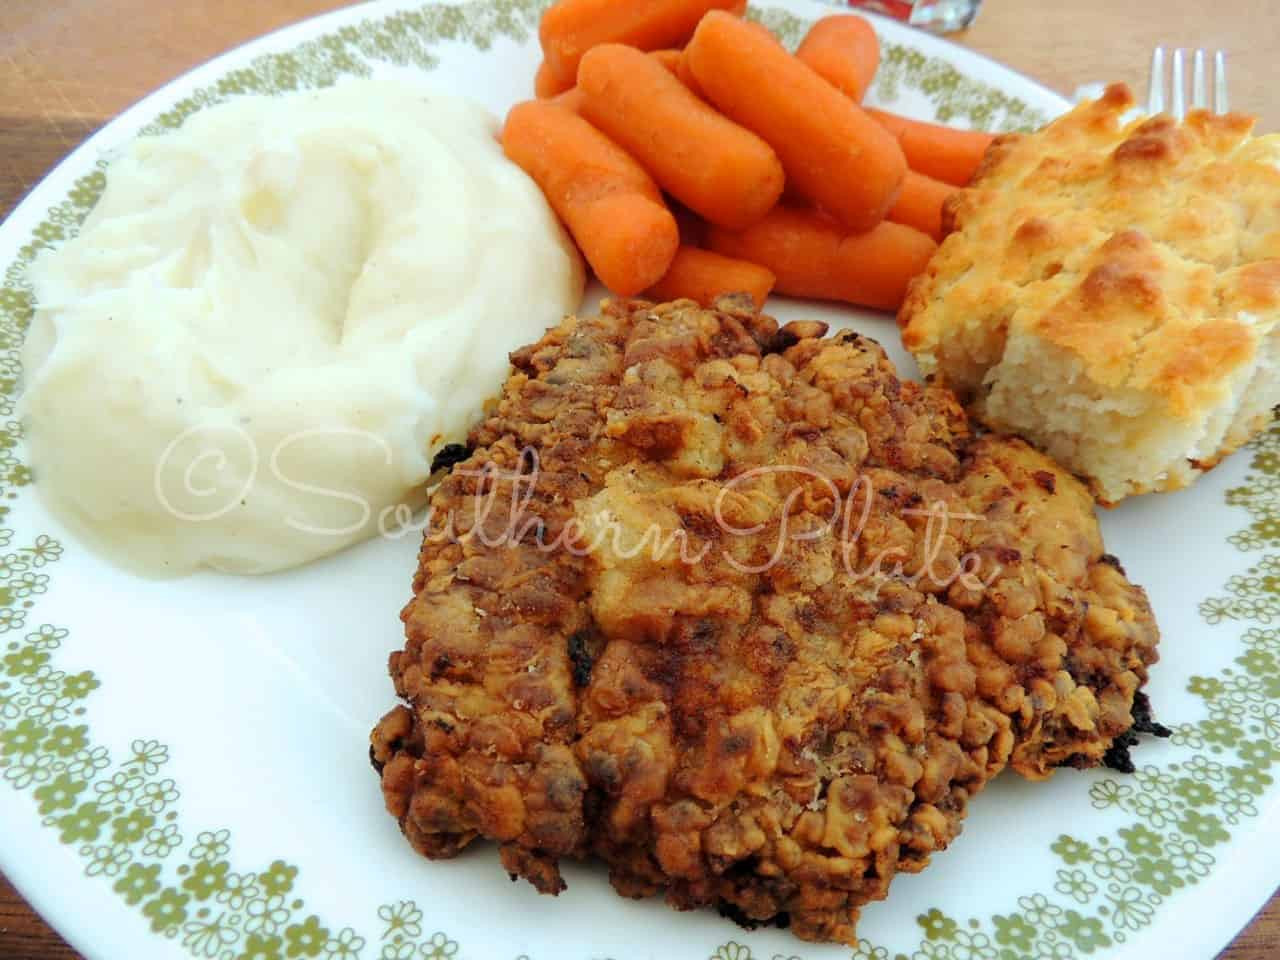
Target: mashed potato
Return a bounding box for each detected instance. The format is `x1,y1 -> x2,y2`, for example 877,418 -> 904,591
21,79 -> 584,575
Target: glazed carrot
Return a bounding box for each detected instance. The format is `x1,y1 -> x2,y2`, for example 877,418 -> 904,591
796,15 -> 880,102
886,170 -> 953,241
707,206 -> 936,311
539,0 -> 747,90
578,44 -> 785,230
646,246 -> 776,309
502,100 -> 678,296
866,107 -> 995,186
685,11 -> 906,232
535,60 -> 574,98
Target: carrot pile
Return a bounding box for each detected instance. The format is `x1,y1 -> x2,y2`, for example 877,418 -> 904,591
503,2 -> 998,310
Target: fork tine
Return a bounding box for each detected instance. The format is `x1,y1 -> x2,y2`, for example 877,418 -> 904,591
1215,51 -> 1229,113
1192,49 -> 1207,111
1170,48 -> 1185,120
1148,46 -> 1165,115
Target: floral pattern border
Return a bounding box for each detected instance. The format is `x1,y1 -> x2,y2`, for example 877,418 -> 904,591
0,1 -> 1271,959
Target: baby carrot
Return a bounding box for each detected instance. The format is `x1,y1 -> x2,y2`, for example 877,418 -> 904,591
539,0 -> 747,90
796,15 -> 880,102
886,170 -> 954,241
502,100 -> 679,297
535,60 -> 573,98
706,206 -> 936,311
578,44 -> 785,230
645,246 -> 776,309
545,50 -> 680,114
685,11 -> 906,232
866,108 -> 995,186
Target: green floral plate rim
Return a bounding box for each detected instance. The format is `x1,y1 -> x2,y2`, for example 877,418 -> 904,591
0,2 -> 1276,959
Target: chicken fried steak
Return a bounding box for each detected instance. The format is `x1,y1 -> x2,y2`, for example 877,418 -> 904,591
371,296 -> 1160,944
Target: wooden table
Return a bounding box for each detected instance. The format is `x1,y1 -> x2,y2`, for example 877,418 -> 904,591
0,0 -> 1277,957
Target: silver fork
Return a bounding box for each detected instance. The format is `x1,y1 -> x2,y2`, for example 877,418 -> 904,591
1148,47 -> 1229,118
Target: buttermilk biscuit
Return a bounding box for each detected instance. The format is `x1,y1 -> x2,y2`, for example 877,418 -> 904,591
899,84 -> 1280,504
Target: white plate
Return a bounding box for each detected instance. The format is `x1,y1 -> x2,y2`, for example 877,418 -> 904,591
1,2 -> 1277,959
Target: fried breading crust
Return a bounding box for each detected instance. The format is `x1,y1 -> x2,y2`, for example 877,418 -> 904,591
371,297 -> 1160,944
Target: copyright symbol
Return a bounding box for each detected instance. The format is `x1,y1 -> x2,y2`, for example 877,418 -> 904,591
153,422 -> 258,522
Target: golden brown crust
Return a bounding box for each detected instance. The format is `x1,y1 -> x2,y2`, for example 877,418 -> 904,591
372,298 -> 1160,944
898,84 -> 1280,502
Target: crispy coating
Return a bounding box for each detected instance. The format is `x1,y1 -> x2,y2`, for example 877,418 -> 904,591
371,296 -> 1160,944
899,83 -> 1280,504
